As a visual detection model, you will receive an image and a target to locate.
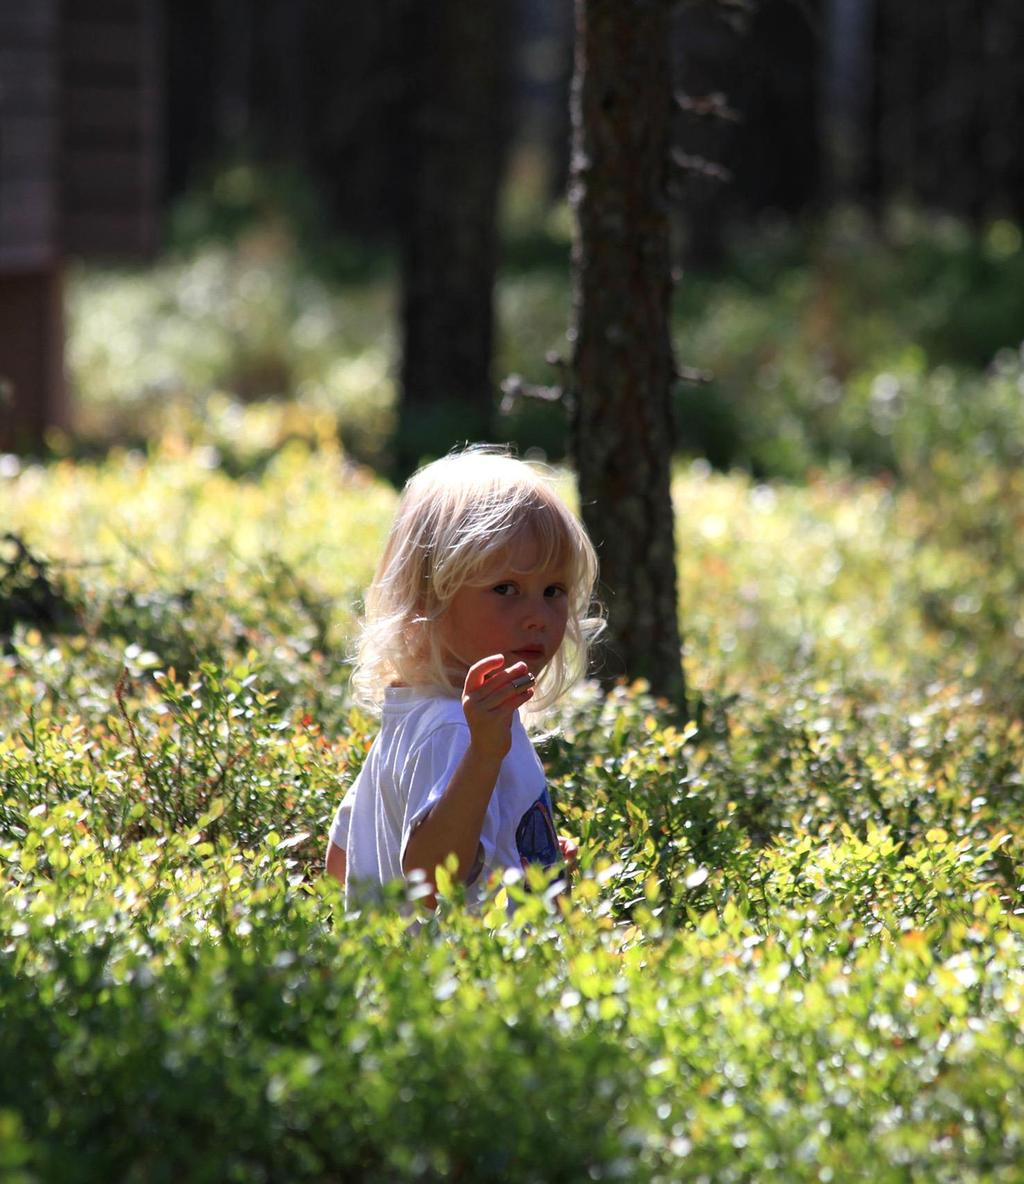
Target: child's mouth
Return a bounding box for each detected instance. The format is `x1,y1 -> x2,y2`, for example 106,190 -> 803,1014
512,647 -> 545,661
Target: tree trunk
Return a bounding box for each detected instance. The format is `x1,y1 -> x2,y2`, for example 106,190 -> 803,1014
822,0 -> 875,204
569,0 -> 685,704
215,0 -> 254,146
394,0 -> 509,479
263,0 -> 307,164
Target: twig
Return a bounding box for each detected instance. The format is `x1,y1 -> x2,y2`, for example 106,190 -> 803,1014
676,365 -> 714,386
675,91 -> 741,123
671,149 -> 733,184
499,374 -> 565,416
114,668 -> 165,808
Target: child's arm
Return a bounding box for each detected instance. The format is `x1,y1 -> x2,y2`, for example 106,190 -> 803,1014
324,788 -> 353,886
325,840 -> 346,886
402,654 -> 534,897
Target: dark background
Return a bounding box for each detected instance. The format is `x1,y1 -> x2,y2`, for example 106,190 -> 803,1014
163,0 -> 1024,261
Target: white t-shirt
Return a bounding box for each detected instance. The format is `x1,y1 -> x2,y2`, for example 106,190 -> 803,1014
328,687 -> 561,905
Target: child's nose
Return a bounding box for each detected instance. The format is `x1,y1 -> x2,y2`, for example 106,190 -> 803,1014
523,598 -> 550,629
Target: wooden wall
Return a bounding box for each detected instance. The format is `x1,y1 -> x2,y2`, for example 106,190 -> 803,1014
0,1 -> 61,270
0,0 -> 161,450
62,0 -> 162,259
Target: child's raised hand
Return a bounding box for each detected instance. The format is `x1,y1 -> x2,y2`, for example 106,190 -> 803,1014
558,834 -> 579,874
461,654 -> 535,759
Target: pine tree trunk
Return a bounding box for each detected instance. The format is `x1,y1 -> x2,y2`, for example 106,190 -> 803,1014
822,0 -> 875,204
394,0 -> 509,479
569,0 -> 685,703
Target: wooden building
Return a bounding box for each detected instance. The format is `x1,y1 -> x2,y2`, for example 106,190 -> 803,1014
0,0 -> 161,451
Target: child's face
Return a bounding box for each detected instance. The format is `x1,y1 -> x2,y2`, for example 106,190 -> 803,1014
439,533 -> 570,681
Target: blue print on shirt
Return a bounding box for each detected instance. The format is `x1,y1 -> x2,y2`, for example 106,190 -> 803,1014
515,788 -> 561,870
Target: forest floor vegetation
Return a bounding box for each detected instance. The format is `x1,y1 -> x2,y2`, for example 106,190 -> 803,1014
2,209 -> 1024,1179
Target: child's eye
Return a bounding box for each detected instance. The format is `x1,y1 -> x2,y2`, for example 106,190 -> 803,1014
492,582 -> 517,596
545,585 -> 567,599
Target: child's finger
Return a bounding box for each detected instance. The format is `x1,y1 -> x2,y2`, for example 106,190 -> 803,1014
465,677 -> 534,722
473,666 -> 533,707
464,654 -> 507,692
467,658 -> 527,696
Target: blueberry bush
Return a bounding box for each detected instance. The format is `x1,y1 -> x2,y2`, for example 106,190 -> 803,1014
3,408 -> 1024,1179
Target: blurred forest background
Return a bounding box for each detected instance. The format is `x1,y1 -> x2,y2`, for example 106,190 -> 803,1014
5,0 -> 1017,481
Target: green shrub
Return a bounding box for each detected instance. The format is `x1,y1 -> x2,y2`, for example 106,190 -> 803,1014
3,797 -> 1024,1182
4,436 -> 1024,1179
66,205 -> 1024,479
674,216 -> 1024,479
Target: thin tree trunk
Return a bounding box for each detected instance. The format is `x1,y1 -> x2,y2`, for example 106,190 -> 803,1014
395,0 -> 509,479
216,0 -> 253,145
569,0 -> 685,703
822,0 -> 875,204
265,0 -> 307,164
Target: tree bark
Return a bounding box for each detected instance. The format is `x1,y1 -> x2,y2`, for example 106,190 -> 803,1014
394,0 -> 509,479
569,0 -> 685,703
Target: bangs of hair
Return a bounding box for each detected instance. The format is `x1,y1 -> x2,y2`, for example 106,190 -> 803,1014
435,488 -> 580,596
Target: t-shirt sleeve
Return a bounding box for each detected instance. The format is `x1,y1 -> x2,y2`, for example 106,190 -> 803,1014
328,788 -> 354,851
398,721 -> 478,869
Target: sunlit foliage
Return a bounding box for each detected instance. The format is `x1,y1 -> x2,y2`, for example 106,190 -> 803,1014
66,211 -> 1024,478
3,425 -> 1024,1178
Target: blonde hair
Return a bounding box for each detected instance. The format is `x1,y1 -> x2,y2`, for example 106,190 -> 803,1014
352,445 -> 603,711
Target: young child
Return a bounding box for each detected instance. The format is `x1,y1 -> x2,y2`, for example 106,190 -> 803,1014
324,445 -> 603,907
